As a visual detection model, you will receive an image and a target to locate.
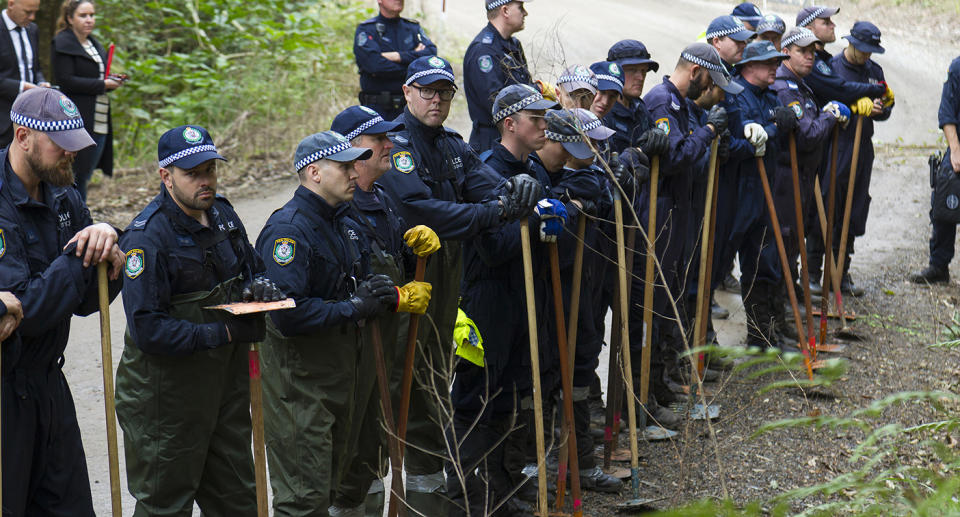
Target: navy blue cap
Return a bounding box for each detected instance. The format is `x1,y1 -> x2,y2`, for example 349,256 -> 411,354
485,0 -> 532,11
558,65 -> 599,94
573,108 -> 614,141
158,125 -> 225,169
681,42 -> 744,95
405,56 -> 456,87
731,2 -> 763,25
606,40 -> 659,72
843,21 -> 884,54
756,14 -> 786,35
705,15 -> 755,42
492,84 -> 560,123
11,87 -> 94,152
590,61 -> 624,93
331,106 -> 404,141
736,40 -> 789,67
796,6 -> 839,27
294,131 -> 372,172
544,109 -> 595,160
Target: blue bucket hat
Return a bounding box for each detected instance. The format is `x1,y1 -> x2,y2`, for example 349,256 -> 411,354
294,131 -> 372,172
590,61 -> 624,94
796,6 -> 839,27
331,105 -> 404,141
756,14 -> 786,36
736,40 -> 788,67
843,21 -> 885,54
492,84 -> 559,123
158,125 -> 226,169
731,2 -> 763,26
405,56 -> 456,87
606,40 -> 659,72
705,15 -> 755,42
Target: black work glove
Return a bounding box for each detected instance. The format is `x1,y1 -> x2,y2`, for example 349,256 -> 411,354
620,147 -> 651,183
499,173 -> 542,220
242,276 -> 286,302
706,105 -> 728,135
575,198 -> 597,217
609,152 -> 636,197
637,128 -> 669,157
718,128 -> 731,164
349,274 -> 396,320
225,314 -> 266,344
773,106 -> 798,133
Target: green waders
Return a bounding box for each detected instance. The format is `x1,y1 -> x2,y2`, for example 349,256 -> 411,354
261,306 -> 362,516
333,243 -> 408,516
115,276 -> 257,517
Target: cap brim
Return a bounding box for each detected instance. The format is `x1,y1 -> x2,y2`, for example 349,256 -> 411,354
560,140 -> 595,160
47,128 -> 95,153
527,98 -> 561,110
168,150 -> 227,170
560,81 -> 598,95
617,58 -> 660,73
596,80 -> 623,93
729,28 -> 756,41
737,52 -> 787,67
328,147 -> 373,162
843,35 -> 884,54
585,125 -> 615,141
367,119 -> 405,134
738,15 -> 763,25
708,70 -> 744,94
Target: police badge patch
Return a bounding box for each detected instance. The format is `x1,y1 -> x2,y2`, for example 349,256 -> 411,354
0,229 -> 5,259
273,238 -> 295,266
816,61 -> 831,75
788,101 -> 803,119
357,31 -> 367,46
59,96 -> 79,117
609,63 -> 620,76
183,127 -> 203,144
125,249 -> 144,279
478,55 -> 493,73
655,117 -> 671,135
393,151 -> 415,173
428,56 -> 445,68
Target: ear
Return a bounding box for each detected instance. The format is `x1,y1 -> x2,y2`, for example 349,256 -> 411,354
401,84 -> 415,105
13,126 -> 30,150
158,167 -> 173,188
689,64 -> 701,82
503,115 -> 518,133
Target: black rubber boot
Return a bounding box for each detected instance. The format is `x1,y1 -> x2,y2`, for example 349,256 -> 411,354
773,284 -> 799,345
743,281 -> 776,348
910,265 -> 950,284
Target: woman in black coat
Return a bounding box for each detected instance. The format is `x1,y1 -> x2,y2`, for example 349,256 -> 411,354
51,0 -> 123,200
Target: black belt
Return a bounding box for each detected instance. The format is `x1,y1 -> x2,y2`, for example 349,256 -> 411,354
359,91 -> 404,106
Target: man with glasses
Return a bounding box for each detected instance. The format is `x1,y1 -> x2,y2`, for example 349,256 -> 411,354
464,0 -> 534,152
378,55 -> 541,515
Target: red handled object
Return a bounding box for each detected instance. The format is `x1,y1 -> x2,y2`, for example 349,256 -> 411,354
104,43 -> 114,79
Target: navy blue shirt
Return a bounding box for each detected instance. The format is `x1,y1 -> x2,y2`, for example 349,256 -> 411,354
806,47 -> 885,107
771,63 -> 837,177
349,183 -> 414,275
602,97 -> 654,155
730,75 -> 783,182
463,23 -> 532,151
256,186 -> 370,336
0,149 -> 120,368
939,57 -> 960,129
645,77 -> 715,198
830,52 -> 892,142
121,186 -> 263,355
354,14 -> 437,94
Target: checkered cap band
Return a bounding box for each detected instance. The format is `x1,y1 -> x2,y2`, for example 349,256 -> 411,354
11,112 -> 84,133
581,118 -> 602,133
345,115 -> 385,141
781,28 -> 814,48
294,141 -> 353,171
757,19 -> 785,34
486,0 -> 512,9
544,130 -> 583,143
492,91 -> 546,123
594,74 -> 624,88
159,144 -> 218,168
798,7 -> 826,28
404,68 -> 456,86
706,24 -> 748,40
681,52 -> 726,73
558,74 -> 599,88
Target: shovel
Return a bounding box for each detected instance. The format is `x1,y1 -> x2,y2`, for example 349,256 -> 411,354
788,132 -> 818,358
97,262 -> 122,517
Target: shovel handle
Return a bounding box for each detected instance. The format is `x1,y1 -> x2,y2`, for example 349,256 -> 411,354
248,345 -> 268,517
97,262 -> 122,517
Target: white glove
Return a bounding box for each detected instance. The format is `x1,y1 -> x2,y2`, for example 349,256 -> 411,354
753,142 -> 766,157
744,123 -> 768,148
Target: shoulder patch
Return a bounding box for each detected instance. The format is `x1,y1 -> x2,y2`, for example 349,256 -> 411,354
655,117 -> 671,135
787,80 -> 798,90
481,32 -> 493,45
129,201 -> 160,231
788,100 -> 803,119
670,94 -> 681,111
0,228 -> 5,259
478,55 -> 493,73
393,151 -> 415,173
273,238 -> 296,266
816,61 -> 831,75
125,249 -> 145,279
357,31 -> 368,47
391,134 -> 409,145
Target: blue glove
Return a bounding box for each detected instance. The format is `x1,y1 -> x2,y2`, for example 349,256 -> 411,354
534,198 -> 568,242
823,101 -> 851,128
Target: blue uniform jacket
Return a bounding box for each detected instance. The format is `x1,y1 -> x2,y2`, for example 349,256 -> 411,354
120,186 -> 263,355
939,57 -> 960,129
806,48 -> 885,107
354,14 -> 437,94
602,97 -> 653,155
256,186 -> 370,336
463,23 -> 532,151
349,183 -> 414,276
0,149 -> 121,370
378,108 -> 505,240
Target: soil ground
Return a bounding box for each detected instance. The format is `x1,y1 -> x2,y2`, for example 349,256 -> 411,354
65,0 -> 960,514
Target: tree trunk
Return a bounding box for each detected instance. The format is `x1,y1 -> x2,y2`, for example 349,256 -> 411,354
36,0 -> 61,81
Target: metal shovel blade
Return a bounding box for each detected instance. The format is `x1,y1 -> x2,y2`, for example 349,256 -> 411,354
641,426 -> 677,441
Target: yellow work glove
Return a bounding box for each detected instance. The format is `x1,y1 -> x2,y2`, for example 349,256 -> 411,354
535,79 -> 559,102
882,82 -> 895,109
453,308 -> 485,367
851,97 -> 874,116
403,225 -> 440,257
395,281 -> 432,314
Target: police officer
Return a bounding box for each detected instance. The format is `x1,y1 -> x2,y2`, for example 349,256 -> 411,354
589,60 -> 624,119
354,0 -> 438,120
755,14 -> 786,50
377,55 -> 540,514
329,105 -> 439,517
464,0 -> 534,152
911,57 -> 960,284
0,86 -> 122,516
770,27 -> 849,342
824,21 -> 892,296
116,125 -> 283,516
705,15 -> 754,70
731,2 -> 764,31
602,39 -> 667,156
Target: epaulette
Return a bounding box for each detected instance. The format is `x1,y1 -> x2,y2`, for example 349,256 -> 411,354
443,126 -> 462,138
359,16 -> 378,25
389,132 -> 410,146
128,199 -> 161,231
215,193 -> 233,208
401,16 -> 420,25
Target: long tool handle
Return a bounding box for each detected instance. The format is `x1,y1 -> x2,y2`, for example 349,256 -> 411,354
548,242 -> 583,516
694,139 -> 719,377
557,215 -> 586,499
519,221 -> 548,516
822,126 -> 844,336
249,344 -> 268,517
755,159 -> 814,380
835,117 -> 863,327
639,157 -> 660,424
602,271 -> 621,471
789,133 -> 817,357
391,256 -> 426,517
97,262 -> 122,517
372,320 -> 406,517
698,149 -> 721,373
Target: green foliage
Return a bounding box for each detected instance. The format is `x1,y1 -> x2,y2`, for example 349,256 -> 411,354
93,0 -> 372,163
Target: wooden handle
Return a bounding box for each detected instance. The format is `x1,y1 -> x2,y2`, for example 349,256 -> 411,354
248,345 -> 268,517
789,133 -> 817,356
371,320 -> 406,517
693,139 -> 719,377
97,262 -> 122,517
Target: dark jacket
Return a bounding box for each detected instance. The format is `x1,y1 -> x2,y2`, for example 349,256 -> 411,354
51,29 -> 113,176
0,20 -> 45,132
354,14 -> 437,94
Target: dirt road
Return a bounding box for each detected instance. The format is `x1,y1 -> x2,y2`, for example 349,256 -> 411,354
66,0 -> 950,513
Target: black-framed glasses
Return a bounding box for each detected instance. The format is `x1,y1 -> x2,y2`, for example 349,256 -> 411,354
411,85 -> 456,101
